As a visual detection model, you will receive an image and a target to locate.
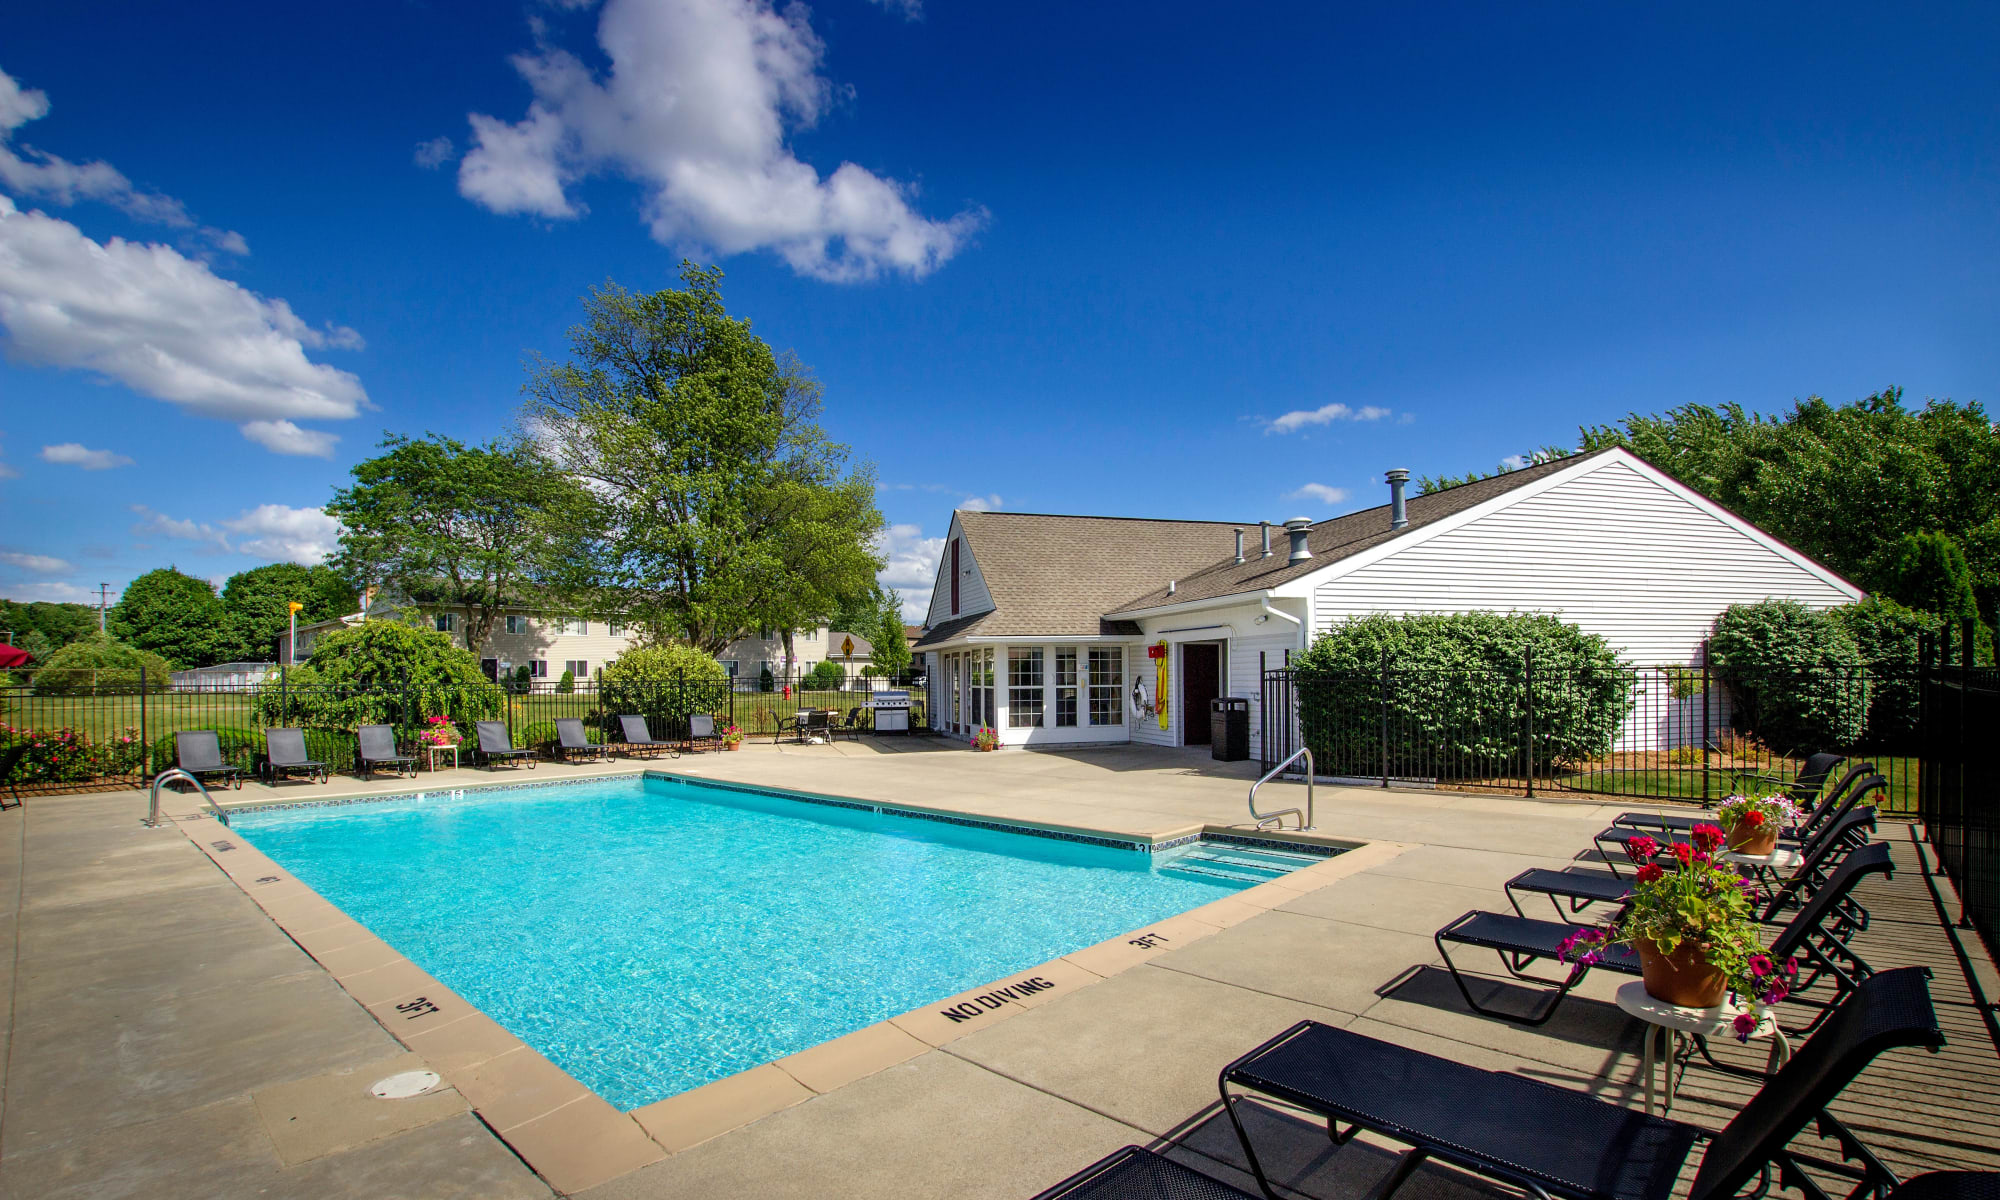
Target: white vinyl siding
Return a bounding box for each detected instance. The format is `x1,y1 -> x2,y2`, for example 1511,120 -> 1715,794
924,515 -> 997,628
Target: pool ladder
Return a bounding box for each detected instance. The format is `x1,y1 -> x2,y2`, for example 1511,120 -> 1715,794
145,768 -> 217,828
1247,747 -> 1315,831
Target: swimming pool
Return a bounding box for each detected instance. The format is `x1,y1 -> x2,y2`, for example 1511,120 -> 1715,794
227,774 -> 1325,1109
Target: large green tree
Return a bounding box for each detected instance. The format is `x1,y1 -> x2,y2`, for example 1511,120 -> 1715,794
1580,389 -> 2000,626
220,562 -> 358,661
525,265 -> 885,653
328,434 -> 589,654
108,568 -> 227,668
0,600 -> 99,651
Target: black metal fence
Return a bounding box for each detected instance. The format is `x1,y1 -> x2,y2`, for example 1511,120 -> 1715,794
0,669 -> 923,791
1262,655 -> 1919,813
1917,629 -> 1999,963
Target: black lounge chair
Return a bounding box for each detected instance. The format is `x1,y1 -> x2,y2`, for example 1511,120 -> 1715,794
1034,1145 -> 1258,1200
687,713 -> 724,753
1218,966 -> 1943,1200
473,721 -> 536,769
0,742 -> 26,810
1508,806 -> 1878,923
1435,841 -> 1894,1028
262,728 -> 330,784
1613,752 -> 1848,836
1893,1177 -> 2000,1200
1612,760 -> 1871,845
175,731 -> 244,790
553,718 -> 607,763
616,715 -> 679,760
1595,768 -> 1882,877
356,724 -> 416,779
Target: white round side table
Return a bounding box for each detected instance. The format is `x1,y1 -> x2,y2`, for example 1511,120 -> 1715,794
1718,846 -> 1803,890
424,744 -> 459,773
1615,980 -> 1790,1114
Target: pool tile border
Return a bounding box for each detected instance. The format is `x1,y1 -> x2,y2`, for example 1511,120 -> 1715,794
163,787 -> 1401,1195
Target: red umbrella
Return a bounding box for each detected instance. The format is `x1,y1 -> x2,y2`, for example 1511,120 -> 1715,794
0,643 -> 32,669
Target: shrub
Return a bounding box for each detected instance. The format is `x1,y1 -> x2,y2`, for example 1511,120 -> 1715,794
803,660 -> 846,690
1293,612 -> 1634,777
31,635 -> 173,695
1828,596 -> 1992,746
758,664 -> 774,692
1708,600 -> 1866,754
517,719 -> 598,751
252,620 -> 499,731
1,723 -> 148,782
1884,531 -> 1980,622
556,668 -> 575,694
599,643 -> 729,733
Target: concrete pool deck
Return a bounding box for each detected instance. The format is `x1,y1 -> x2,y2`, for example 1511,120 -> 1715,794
2,740 -> 1995,1199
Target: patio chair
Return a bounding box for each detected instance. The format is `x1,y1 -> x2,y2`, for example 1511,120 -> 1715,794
1612,752 -> 1848,837
553,718 -> 607,763
1505,806 -> 1878,922
473,721 -> 536,770
687,713 -> 725,753
1216,966 -> 1943,1200
1891,1176 -> 2000,1200
0,743 -> 26,810
1434,842 -> 1893,1028
1033,1145 -> 1259,1200
356,724 -> 416,779
262,728 -> 330,785
1595,768 -> 1882,876
175,731 -> 244,790
792,709 -> 833,743
831,706 -> 867,741
616,714 -> 679,760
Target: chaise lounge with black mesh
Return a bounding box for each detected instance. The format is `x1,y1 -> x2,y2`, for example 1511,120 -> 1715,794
1507,804 -> 1878,924
1594,765 -> 1881,876
356,724 -> 416,779
554,718 -> 608,763
0,743 -> 27,810
1611,751 -> 1847,836
175,730 -> 245,790
616,715 -> 679,760
1211,966 -> 1942,1200
1434,841 -> 1894,1028
261,727 -> 330,785
474,721 -> 536,770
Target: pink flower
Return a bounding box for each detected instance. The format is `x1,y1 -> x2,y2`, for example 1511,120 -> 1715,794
1748,954 -> 1773,977
1732,1012 -> 1758,1042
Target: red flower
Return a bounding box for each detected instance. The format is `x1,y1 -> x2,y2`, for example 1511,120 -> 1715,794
1623,834 -> 1660,863
1740,810 -> 1766,827
1690,823 -> 1725,852
1669,843 -> 1696,866
1634,863 -> 1665,884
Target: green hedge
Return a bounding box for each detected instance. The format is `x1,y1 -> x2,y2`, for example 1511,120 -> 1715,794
1709,600 -> 1868,754
1294,613 -> 1634,777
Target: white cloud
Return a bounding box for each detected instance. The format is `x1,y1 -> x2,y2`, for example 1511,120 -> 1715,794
0,549 -> 71,573
457,0 -> 985,282
958,493 -> 1002,512
866,0 -> 924,18
1498,454 -> 1530,471
1266,403 -> 1394,435
413,136 -> 456,170
129,502 -> 343,564
0,66 -> 244,256
39,442 -> 132,469
0,580 -> 99,604
1285,483 -> 1349,506
874,522 -> 943,619
0,431 -> 15,478
0,195 -> 365,455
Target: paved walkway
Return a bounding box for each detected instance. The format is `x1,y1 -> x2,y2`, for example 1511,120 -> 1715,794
1,741 -> 1993,1199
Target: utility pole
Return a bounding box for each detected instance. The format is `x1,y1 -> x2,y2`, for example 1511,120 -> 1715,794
98,583 -> 112,633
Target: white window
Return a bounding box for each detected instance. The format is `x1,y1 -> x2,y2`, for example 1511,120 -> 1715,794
607,621 -> 625,637
1088,648 -> 1124,726
1054,647 -> 1079,727
530,660 -> 549,678
1007,647 -> 1044,728
804,629 -> 815,640
563,660 -> 589,678
560,618 -> 587,635
505,615 -> 529,635
433,613 -> 457,634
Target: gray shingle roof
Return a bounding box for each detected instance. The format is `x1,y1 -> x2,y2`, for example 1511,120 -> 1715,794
913,451 -> 1609,647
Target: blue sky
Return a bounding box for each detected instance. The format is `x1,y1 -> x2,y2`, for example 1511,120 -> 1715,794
2,1 -> 1995,620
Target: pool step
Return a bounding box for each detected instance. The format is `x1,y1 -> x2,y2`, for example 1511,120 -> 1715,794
1158,844 -> 1325,885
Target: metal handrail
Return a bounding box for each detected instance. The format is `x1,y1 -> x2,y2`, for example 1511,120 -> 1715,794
1248,747 -> 1315,831
146,768 -> 213,828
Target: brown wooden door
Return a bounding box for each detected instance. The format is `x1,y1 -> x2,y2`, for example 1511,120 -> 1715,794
1181,643 -> 1220,745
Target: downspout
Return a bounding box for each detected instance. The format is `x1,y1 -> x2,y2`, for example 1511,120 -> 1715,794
1259,597 -> 1305,650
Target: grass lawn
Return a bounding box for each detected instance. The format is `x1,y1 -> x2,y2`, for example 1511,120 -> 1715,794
1558,755 -> 1920,815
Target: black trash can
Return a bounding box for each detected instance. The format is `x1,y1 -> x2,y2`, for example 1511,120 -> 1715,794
1209,696 -> 1250,762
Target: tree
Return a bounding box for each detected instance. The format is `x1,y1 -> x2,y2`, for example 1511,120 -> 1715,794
1417,446 -> 1573,495
525,265 -> 886,652
328,434 -> 588,654
0,600 -> 98,650
870,596 -> 912,678
220,562 -> 357,662
598,642 -> 730,731
31,634 -> 173,695
1883,531 -> 1980,624
1580,390 -> 2000,627
108,568 -> 227,668
259,619 -> 498,731
1708,600 -> 1867,753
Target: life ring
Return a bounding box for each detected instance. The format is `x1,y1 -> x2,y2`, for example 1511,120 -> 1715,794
1131,679 -> 1151,715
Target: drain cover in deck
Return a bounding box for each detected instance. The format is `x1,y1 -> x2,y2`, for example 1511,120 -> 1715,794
370,1070 -> 442,1099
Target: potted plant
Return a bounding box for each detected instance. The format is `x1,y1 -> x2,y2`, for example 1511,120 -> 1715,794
418,716 -> 460,767
1714,792 -> 1799,856
973,726 -> 999,752
721,724 -> 744,751
1561,825 -> 1797,1028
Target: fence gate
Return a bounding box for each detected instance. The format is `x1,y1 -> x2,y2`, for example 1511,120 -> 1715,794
1918,630 -> 1999,963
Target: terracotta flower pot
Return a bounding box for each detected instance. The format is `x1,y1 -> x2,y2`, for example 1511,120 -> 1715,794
1725,819 -> 1779,856
724,742 -> 742,751
1636,938 -> 1728,1008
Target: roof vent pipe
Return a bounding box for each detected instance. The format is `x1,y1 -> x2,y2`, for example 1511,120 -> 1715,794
1283,517 -> 1313,564
1233,529 -> 1244,564
1167,579 -> 1177,595
1259,521 -> 1272,558
1386,468 -> 1410,531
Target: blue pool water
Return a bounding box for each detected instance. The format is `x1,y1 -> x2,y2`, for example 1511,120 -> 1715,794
227,774 -> 1319,1110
